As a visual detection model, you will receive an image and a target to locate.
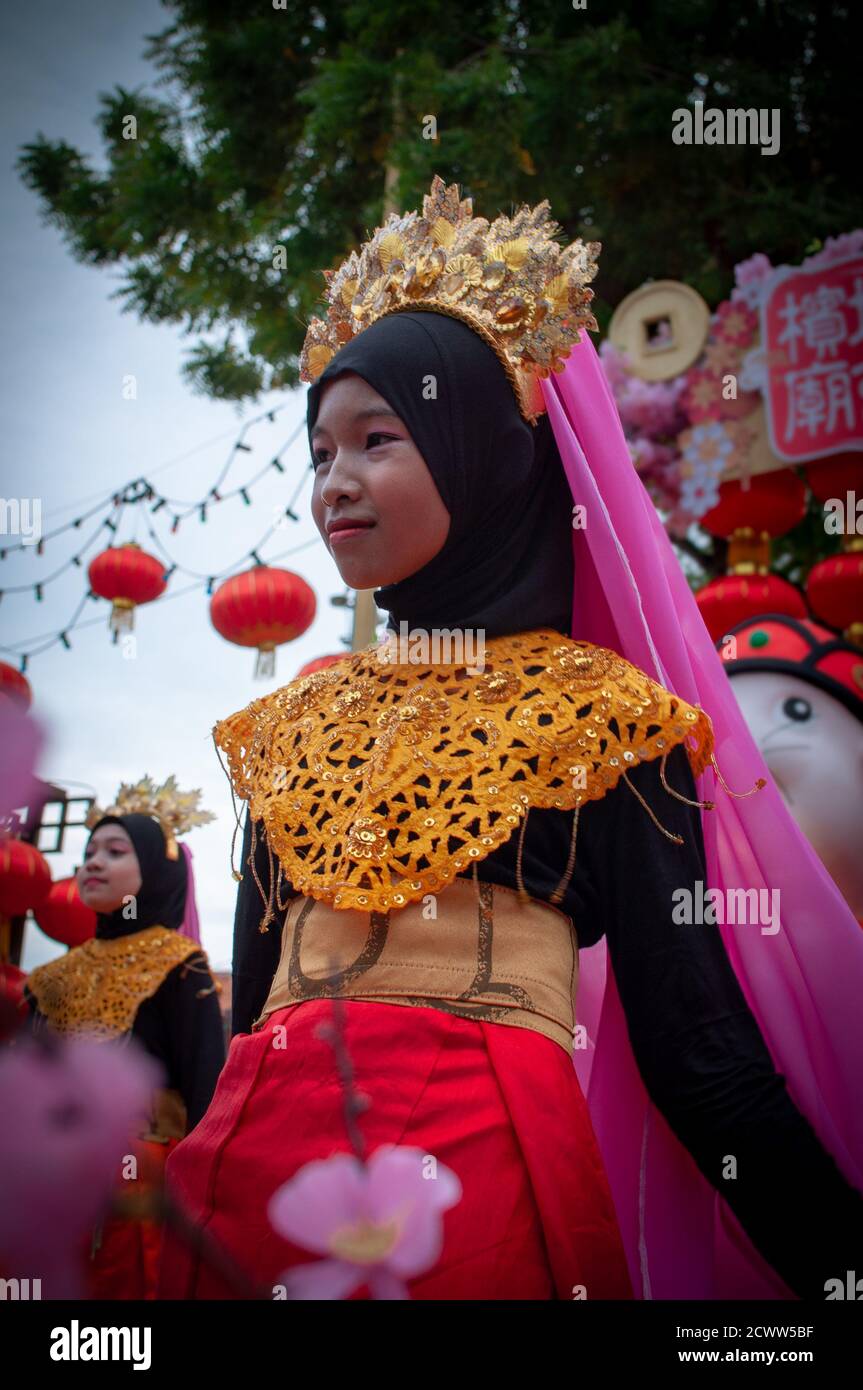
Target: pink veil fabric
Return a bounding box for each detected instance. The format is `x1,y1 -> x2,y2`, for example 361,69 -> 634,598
542,331 -> 863,1299
178,841 -> 202,944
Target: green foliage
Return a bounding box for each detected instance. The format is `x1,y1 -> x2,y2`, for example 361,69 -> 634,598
18,0 -> 860,401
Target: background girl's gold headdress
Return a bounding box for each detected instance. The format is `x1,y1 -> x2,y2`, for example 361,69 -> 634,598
85,775 -> 215,860
299,174 -> 601,424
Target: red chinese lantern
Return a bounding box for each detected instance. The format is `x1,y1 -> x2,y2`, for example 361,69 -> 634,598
700,470 -> 807,573
88,541 -> 167,637
0,962 -> 28,1039
0,662 -> 32,711
696,573 -> 807,643
806,552 -> 863,648
0,836 -> 52,962
210,567 -> 317,678
804,453 -> 863,568
296,654 -> 348,678
804,452 -> 863,503
33,875 -> 97,948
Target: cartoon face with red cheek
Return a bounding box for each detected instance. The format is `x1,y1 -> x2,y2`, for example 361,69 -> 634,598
719,615 -> 863,920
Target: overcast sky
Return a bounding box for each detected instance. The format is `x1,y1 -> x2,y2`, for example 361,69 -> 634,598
1,2 -> 357,971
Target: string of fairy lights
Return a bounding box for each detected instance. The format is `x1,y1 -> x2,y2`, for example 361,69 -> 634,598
0,404 -> 336,671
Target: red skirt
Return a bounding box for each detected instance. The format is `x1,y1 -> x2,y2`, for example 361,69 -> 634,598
87,1138 -> 178,1300
158,1000 -> 633,1300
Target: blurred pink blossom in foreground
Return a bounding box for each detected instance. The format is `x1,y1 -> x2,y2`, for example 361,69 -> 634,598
269,1144 -> 462,1300
0,1035 -> 161,1298
0,701 -> 45,830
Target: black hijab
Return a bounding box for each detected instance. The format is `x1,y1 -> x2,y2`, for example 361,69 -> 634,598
305,310 -> 574,638
87,813 -> 188,940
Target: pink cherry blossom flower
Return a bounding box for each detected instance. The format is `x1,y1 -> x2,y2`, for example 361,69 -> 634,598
618,376 -> 687,436
598,339 -> 633,391
680,470 -> 722,518
0,1035 -> 161,1298
681,420 -> 735,472
734,252 -> 773,289
731,252 -> 774,309
714,299 -> 758,348
682,369 -> 723,424
269,1144 -> 462,1300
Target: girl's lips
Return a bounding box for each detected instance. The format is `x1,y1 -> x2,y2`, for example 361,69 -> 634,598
329,523 -> 376,546
83,876 -> 106,885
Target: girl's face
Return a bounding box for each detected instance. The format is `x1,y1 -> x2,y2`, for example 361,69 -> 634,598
77,824 -> 143,914
310,372 -> 450,591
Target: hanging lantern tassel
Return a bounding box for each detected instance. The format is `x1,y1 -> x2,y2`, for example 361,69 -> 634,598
110,596 -> 137,636
255,642 -> 277,679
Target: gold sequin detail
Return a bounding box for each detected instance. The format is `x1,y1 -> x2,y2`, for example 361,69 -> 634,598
26,926 -> 211,1040
298,175 -> 600,425
213,629 -> 713,915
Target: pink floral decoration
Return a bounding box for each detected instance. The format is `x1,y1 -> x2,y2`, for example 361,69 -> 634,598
731,252 -> 774,308
0,1036 -> 161,1298
598,340 -> 690,511
702,337 -> 741,376
0,702 -> 45,832
678,421 -> 735,518
715,299 -> 757,348
805,230 -> 863,269
269,1144 -> 462,1300
682,369 -> 723,424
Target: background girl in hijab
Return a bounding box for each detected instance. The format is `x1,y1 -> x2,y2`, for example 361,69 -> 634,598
158,308 -> 862,1302
25,807 -> 225,1299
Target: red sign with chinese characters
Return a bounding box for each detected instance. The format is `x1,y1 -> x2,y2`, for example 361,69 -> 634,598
761,256 -> 863,462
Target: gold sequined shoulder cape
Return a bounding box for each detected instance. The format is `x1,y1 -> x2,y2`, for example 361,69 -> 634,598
213,629 -> 713,916
26,925 -> 207,1040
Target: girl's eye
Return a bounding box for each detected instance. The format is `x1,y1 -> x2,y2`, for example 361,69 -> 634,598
312,433 -> 397,468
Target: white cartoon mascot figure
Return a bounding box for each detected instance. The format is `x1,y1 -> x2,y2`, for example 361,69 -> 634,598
720,613 -> 863,922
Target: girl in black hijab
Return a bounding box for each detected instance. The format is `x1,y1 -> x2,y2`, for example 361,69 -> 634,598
160,310 -> 862,1303
308,309 -> 575,639
25,810 -> 225,1298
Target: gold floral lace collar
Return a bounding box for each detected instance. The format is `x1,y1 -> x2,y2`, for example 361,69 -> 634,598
26,925 -> 204,1040
213,629 -> 713,916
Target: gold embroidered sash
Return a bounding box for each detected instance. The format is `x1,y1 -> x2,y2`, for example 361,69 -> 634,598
254,876 -> 579,1055
26,925 -> 205,1040
214,628 -> 713,917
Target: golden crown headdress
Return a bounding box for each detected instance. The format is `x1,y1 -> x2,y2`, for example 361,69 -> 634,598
85,775 -> 215,861
299,174 -> 601,424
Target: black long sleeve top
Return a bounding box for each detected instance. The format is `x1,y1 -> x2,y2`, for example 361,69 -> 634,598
126,955 -> 225,1131
230,743 -> 863,1299
25,948 -> 225,1133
